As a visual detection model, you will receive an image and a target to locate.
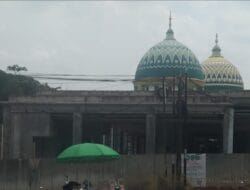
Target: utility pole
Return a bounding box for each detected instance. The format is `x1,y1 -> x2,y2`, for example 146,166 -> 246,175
175,76 -> 183,188
162,77 -> 166,113
161,73 -> 188,189
1,124 -> 4,160
175,73 -> 188,190
183,73 -> 188,186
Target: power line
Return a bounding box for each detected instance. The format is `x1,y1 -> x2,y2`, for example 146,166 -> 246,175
24,73 -> 135,77
30,76 -> 134,82
21,72 -> 135,83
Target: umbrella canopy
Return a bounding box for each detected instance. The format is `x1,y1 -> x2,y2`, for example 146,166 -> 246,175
57,143 -> 120,162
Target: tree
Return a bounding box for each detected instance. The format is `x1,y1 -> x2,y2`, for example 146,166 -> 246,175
0,69 -> 50,100
7,64 -> 28,74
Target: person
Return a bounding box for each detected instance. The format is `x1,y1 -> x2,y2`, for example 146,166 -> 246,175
114,180 -> 121,190
65,175 -> 69,184
82,179 -> 92,190
109,179 -> 122,190
62,180 -> 81,190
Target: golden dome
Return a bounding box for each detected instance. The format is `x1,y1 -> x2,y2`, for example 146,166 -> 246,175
202,34 -> 244,91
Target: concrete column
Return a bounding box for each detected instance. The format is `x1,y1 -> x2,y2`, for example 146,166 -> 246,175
110,126 -> 114,148
11,114 -> 21,159
2,108 -> 11,159
223,108 -> 234,154
72,113 -> 82,144
146,114 -> 156,154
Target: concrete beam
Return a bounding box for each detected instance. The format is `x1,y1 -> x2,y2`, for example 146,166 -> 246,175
223,108 -> 234,154
145,114 -> 156,154
72,112 -> 82,144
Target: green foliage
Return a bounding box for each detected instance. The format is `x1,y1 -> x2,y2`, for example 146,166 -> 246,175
0,69 -> 50,100
7,64 -> 28,74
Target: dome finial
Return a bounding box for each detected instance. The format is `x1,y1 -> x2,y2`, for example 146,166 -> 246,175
166,10 -> 175,40
215,33 -> 218,45
212,33 -> 221,57
169,11 -> 172,29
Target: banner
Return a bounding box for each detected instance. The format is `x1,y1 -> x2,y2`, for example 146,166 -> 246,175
185,153 -> 206,187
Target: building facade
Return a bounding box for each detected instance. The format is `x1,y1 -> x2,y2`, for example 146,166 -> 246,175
1,14 -> 249,159
1,90 -> 250,159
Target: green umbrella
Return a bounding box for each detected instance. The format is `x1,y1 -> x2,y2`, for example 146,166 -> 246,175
57,143 -> 120,162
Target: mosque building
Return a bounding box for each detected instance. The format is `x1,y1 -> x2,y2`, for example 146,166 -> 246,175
1,14 -> 250,159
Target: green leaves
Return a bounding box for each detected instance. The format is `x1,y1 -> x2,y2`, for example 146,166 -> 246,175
7,64 -> 27,74
0,69 -> 49,100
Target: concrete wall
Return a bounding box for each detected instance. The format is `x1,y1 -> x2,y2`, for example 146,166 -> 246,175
7,113 -> 50,159
1,154 -> 250,190
206,154 -> 250,185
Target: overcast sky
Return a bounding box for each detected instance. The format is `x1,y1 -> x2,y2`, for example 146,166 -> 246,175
0,1 -> 250,90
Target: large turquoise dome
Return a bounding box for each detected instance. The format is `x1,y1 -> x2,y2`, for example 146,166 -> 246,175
135,37 -> 204,80
134,17 -> 205,91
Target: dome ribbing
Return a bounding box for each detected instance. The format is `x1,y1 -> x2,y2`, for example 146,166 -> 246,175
134,13 -> 205,91
202,34 -> 244,91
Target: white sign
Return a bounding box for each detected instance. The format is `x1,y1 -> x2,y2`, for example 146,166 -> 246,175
184,153 -> 206,187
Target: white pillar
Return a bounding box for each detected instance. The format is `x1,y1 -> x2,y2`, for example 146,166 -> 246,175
223,108 -> 234,154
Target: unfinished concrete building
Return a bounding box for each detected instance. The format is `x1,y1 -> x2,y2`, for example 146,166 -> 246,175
1,15 -> 249,159
1,90 -> 250,159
